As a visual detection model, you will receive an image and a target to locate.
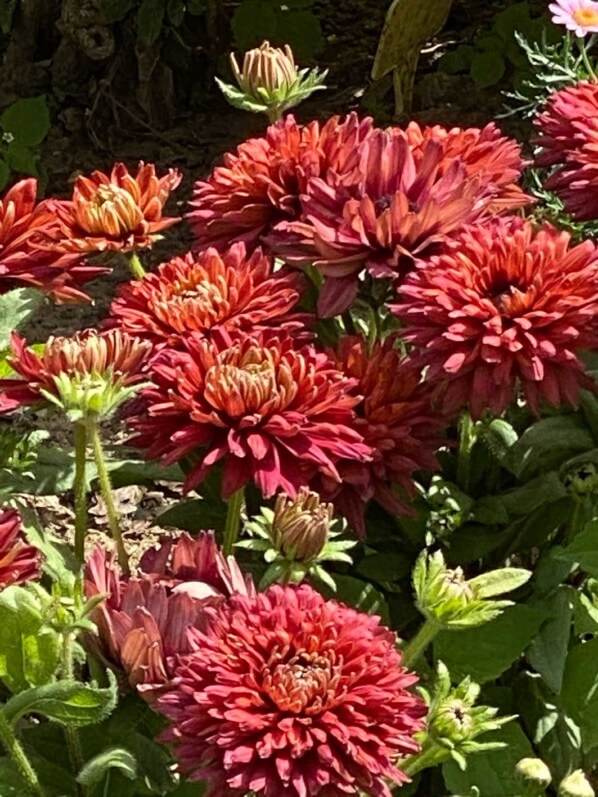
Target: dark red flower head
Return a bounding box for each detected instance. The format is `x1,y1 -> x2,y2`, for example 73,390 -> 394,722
316,336 -> 445,536
108,243 -> 308,349
405,121 -> 531,213
129,330 -> 372,498
0,509 -> 41,590
0,178 -> 106,301
534,81 -> 598,221
84,532 -> 254,701
156,583 -> 426,797
276,127 -> 489,316
0,329 -> 151,416
43,162 -> 182,254
187,113 -> 374,251
393,217 -> 598,418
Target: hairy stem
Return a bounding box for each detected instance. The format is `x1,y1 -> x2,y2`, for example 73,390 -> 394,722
223,489 -> 244,556
89,419 -> 130,575
128,252 -> 146,280
0,709 -> 44,795
456,412 -> 476,494
402,619 -> 439,670
61,633 -> 87,796
401,739 -> 444,778
73,422 -> 88,566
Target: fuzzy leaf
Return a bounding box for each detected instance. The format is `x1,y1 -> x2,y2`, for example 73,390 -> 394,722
77,747 -> 137,786
556,519 -> 598,577
468,568 -> 530,598
527,586 -> 574,694
0,288 -> 44,350
3,676 -> 117,726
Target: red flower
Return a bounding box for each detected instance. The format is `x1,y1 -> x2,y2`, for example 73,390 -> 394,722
129,330 -> 372,498
405,121 -> 530,213
108,243 -> 308,349
0,178 -> 106,301
187,113 -> 373,251
275,128 -> 491,316
0,509 -> 41,590
156,583 -> 426,797
84,532 -> 254,701
534,81 -> 598,221
44,162 -> 182,253
316,336 -> 444,536
393,217 -> 598,418
0,329 -> 151,415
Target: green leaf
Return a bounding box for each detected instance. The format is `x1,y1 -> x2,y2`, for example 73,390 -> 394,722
562,637 -> 598,753
443,722 -> 534,796
4,142 -> 37,175
527,586 -> 574,693
101,0 -> 136,21
470,51 -> 505,88
505,416 -> 595,478
574,590 -> 598,636
0,288 -> 44,350
77,747 -> 137,786
0,0 -> 17,33
275,9 -> 324,59
137,0 -> 166,44
438,45 -> 475,74
232,0 -> 277,50
0,96 -> 51,147
186,0 -> 207,13
470,496 -> 509,526
157,497 -> 227,533
3,676 -> 117,726
326,575 -> 390,623
434,604 -> 547,683
468,568 -> 530,598
499,471 -> 567,516
0,759 -> 28,795
556,519 -> 598,577
0,586 -> 60,693
0,159 -> 10,190
167,0 -> 185,25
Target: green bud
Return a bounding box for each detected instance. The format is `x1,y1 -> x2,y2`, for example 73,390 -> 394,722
216,40 -> 327,119
558,770 -> 595,797
431,697 -> 474,743
413,550 -> 530,630
515,758 -> 552,795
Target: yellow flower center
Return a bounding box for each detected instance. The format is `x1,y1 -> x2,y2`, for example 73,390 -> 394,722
77,183 -> 143,237
573,6 -> 598,25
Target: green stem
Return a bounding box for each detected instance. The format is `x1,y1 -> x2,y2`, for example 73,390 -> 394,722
401,739 -> 445,779
402,619 -> 439,670
223,489 -> 244,556
128,252 -> 146,280
0,709 -> 43,795
266,107 -> 283,124
456,412 -> 476,494
61,633 -> 86,796
73,423 -> 88,566
578,36 -> 597,80
88,419 -> 130,575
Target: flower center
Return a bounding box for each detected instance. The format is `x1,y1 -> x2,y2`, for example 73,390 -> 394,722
573,6 -> 598,25
157,278 -> 228,331
263,652 -> 339,714
77,184 -> 143,236
205,360 -> 278,417
374,194 -> 393,213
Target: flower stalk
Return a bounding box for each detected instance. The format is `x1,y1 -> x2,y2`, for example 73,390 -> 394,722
73,422 -> 88,565
88,419 -> 130,575
402,618 -> 440,670
0,708 -> 44,795
61,631 -> 87,797
223,488 -> 244,556
128,251 -> 146,280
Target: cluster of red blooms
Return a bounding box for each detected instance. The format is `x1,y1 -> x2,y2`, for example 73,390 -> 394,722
534,81 -> 598,221
0,509 -> 41,591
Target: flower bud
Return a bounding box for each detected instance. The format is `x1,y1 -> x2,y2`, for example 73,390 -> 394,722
558,771 -> 595,797
216,40 -> 327,119
563,463 -> 598,497
272,488 -> 331,563
231,41 -> 298,98
516,758 -> 552,795
431,697 -> 474,743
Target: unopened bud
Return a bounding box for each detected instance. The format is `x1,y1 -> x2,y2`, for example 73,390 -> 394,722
558,770 -> 595,797
272,488 -> 332,563
431,697 -> 474,743
231,41 -> 298,97
516,758 -> 552,795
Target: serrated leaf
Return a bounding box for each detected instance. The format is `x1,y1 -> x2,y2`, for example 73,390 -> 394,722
0,97 -> 51,147
434,604 -> 547,683
4,676 -> 117,726
0,288 -> 44,350
77,747 -> 137,786
527,586 -> 574,693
